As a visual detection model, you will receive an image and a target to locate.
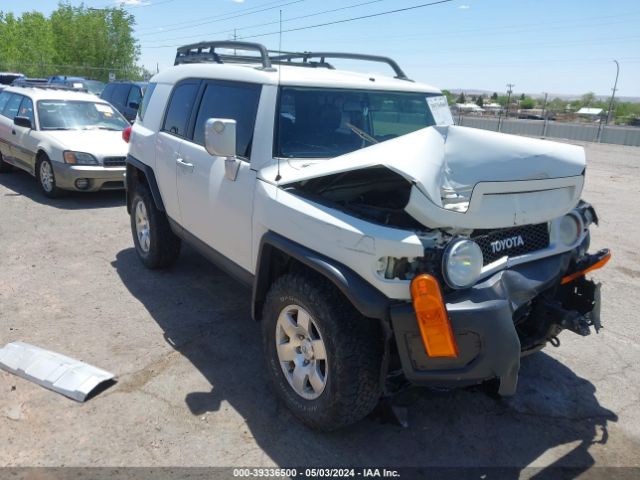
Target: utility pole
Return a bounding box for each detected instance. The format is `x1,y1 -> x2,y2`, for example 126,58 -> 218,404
541,92 -> 548,118
606,60 -> 620,125
505,83 -> 515,118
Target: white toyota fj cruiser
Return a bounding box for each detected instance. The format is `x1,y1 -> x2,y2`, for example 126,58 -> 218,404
125,42 -> 610,430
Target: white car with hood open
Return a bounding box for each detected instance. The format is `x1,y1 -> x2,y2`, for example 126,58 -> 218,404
124,41 -> 610,430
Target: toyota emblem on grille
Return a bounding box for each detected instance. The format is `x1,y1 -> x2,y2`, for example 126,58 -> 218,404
490,235 -> 525,254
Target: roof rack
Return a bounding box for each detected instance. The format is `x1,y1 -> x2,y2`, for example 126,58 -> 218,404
175,41 -> 275,71
174,41 -> 412,81
11,82 -> 88,92
270,52 -> 412,81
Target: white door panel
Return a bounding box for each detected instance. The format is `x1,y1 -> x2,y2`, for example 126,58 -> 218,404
155,132 -> 183,223
177,141 -> 255,272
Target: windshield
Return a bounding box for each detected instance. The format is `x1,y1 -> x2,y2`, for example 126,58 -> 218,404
275,87 -> 452,158
37,100 -> 129,131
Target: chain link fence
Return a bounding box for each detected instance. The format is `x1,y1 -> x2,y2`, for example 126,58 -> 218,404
457,116 -> 640,147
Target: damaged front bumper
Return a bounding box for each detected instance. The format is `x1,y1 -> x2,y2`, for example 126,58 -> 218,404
390,248 -> 608,396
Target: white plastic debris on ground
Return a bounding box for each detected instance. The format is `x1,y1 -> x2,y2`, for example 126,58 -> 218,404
0,342 -> 115,402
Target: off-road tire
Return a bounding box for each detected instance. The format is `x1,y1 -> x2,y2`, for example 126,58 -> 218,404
35,155 -> 62,198
0,152 -> 13,173
262,272 -> 384,431
130,183 -> 181,269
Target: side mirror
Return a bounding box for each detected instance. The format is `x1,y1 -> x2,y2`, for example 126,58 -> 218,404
204,118 -> 236,157
128,102 -> 139,110
14,116 -> 32,129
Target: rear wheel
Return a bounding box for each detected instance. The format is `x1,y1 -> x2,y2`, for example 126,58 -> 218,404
0,151 -> 14,173
36,155 -> 61,198
262,272 -> 384,431
130,183 -> 181,269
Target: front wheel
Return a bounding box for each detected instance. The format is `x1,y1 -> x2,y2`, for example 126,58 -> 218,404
36,156 -> 61,198
262,273 -> 384,431
130,183 -> 181,269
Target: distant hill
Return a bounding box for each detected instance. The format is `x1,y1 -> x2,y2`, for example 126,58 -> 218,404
447,88 -> 640,103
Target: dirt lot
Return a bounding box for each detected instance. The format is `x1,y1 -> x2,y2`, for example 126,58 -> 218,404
1,142 -> 640,474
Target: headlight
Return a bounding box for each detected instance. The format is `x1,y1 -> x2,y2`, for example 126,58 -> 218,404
63,151 -> 98,165
443,239 -> 483,289
558,214 -> 581,246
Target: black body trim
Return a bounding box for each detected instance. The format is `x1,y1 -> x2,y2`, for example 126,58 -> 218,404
252,231 -> 390,322
167,218 -> 254,287
125,155 -> 165,213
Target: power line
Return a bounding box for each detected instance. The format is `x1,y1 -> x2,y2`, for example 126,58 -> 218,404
140,0 -> 386,45
135,0 -> 298,32
138,0 -> 307,37
142,0 -> 456,48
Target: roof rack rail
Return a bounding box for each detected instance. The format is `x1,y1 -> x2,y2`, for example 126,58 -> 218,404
12,82 -> 88,92
270,51 -> 412,81
175,41 -> 275,71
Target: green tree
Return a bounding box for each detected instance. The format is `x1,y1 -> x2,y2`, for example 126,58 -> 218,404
491,92 -> 498,100
520,97 -> 535,109
456,92 -> 466,104
581,92 -> 596,108
519,93 -> 525,101
441,89 -> 456,105
0,3 -> 143,81
476,96 -> 484,107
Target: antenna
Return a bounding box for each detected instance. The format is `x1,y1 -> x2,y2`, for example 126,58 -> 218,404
275,9 -> 283,182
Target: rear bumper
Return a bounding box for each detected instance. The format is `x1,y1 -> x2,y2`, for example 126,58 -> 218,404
51,163 -> 125,192
390,250 -> 603,396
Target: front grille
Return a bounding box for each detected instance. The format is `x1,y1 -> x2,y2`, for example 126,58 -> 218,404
472,223 -> 550,265
103,156 -> 126,167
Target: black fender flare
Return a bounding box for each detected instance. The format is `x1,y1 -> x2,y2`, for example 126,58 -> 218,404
125,155 -> 165,214
252,231 -> 390,322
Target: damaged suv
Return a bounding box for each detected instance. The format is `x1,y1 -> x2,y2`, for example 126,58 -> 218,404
125,41 -> 610,430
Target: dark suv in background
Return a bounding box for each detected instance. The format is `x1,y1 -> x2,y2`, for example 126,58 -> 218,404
100,81 -> 147,122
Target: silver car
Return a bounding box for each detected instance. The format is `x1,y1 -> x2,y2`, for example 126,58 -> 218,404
0,85 -> 129,197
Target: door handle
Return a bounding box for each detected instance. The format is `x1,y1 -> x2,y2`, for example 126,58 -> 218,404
12,130 -> 16,135
176,158 -> 194,170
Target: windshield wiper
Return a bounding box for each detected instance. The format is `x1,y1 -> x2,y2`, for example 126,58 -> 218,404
345,122 -> 378,145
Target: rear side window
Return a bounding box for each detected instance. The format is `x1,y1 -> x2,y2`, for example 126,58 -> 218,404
192,81 -> 261,157
0,91 -> 11,112
2,94 -> 23,120
112,84 -> 130,106
162,81 -> 199,137
101,83 -> 115,101
137,83 -> 156,122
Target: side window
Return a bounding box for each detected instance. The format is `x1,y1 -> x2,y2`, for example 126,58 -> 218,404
192,81 -> 261,157
101,83 -> 115,101
137,83 -> 156,122
112,84 -> 130,106
3,94 -> 23,120
0,91 -> 11,112
162,81 -> 199,137
18,97 -> 34,124
127,86 -> 142,108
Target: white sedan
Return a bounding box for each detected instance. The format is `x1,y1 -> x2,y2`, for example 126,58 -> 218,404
0,85 -> 130,197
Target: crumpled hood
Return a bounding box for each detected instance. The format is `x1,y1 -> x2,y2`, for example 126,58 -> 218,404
44,130 -> 128,159
274,125 -> 586,229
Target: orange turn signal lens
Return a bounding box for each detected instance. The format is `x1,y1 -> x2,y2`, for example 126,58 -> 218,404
561,251 -> 612,285
410,274 -> 458,358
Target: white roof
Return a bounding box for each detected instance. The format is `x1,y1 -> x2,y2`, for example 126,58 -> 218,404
576,107 -> 603,115
4,86 -> 105,103
151,63 -> 441,94
455,103 -> 484,111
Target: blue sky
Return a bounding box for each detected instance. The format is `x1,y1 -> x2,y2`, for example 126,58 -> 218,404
6,0 -> 640,97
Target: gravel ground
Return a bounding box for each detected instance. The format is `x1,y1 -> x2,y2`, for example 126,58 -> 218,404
1,142 -> 639,474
